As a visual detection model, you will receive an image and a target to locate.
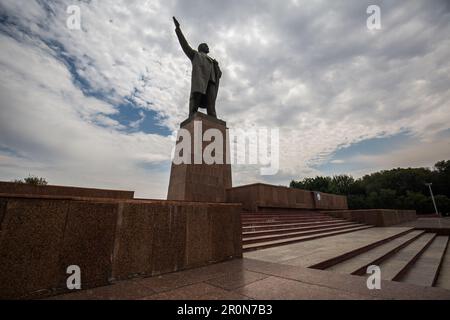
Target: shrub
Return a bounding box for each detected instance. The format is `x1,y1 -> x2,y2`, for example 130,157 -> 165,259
13,175 -> 48,186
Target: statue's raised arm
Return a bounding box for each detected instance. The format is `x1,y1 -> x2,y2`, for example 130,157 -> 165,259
172,16 -> 221,118
173,17 -> 195,60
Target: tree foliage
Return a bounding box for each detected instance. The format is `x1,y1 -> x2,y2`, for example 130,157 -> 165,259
13,175 -> 48,186
290,160 -> 450,215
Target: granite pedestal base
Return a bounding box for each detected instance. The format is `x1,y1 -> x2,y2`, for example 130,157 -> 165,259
167,112 -> 232,202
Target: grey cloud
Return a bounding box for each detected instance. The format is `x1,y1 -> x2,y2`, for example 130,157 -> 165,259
1,0 -> 449,196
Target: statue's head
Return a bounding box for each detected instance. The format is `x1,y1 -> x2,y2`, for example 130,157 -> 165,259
198,43 -> 209,54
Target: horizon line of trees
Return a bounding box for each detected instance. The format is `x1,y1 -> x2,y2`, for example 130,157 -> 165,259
13,175 -> 48,186
290,160 -> 450,215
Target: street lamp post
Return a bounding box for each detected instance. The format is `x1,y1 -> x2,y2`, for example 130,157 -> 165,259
425,183 -> 440,216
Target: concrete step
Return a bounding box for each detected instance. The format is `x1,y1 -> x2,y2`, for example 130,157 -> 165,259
243,223 -> 365,244
307,228 -> 416,270
243,221 -> 357,236
244,210 -> 321,214
398,235 -> 449,287
242,214 -> 335,220
435,236 -> 450,290
326,230 -> 425,275
241,213 -> 330,218
242,220 -> 353,232
243,225 -> 374,252
242,212 -> 331,216
241,217 -> 334,222
377,233 -> 436,281
242,217 -> 339,225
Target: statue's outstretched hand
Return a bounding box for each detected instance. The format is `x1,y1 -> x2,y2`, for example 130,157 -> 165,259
173,17 -> 180,28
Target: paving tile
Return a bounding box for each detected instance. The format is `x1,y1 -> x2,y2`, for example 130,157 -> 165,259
46,257 -> 450,300
242,259 -> 378,298
134,260 -> 244,293
241,258 -> 450,300
140,283 -> 249,300
234,276 -> 372,300
49,281 -> 155,300
205,270 -> 269,290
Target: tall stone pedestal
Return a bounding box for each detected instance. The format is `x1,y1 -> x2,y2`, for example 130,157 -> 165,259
167,112 -> 232,202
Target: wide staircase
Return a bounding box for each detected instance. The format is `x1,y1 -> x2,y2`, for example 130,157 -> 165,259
241,211 -> 450,290
323,229 -> 450,289
241,210 -> 373,252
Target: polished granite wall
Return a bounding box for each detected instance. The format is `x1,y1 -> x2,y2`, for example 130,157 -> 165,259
226,183 -> 348,212
167,113 -> 232,202
0,181 -> 134,199
0,195 -> 242,299
327,209 -> 417,227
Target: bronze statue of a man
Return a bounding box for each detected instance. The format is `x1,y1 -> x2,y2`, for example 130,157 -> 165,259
173,17 -> 222,118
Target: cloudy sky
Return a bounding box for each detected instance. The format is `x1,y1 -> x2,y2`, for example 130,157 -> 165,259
1,0 -> 449,198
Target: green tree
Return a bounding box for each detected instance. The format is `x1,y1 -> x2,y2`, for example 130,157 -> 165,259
329,175 -> 355,195
378,189 -> 398,209
290,160 -> 450,214
434,195 -> 450,216
13,175 -> 48,186
348,194 -> 369,209
433,160 -> 450,197
401,191 -> 432,213
290,176 -> 332,193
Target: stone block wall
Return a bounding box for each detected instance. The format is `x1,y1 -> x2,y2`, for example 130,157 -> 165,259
326,209 -> 417,227
167,113 -> 232,202
0,196 -> 242,299
0,181 -> 134,199
226,183 -> 348,212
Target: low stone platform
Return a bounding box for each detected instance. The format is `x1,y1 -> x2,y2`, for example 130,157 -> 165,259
49,258 -> 450,300
398,217 -> 450,234
0,181 -> 134,199
327,209 -> 417,227
227,183 -> 348,212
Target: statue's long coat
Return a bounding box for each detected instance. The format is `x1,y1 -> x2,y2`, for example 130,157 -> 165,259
175,28 -> 222,96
